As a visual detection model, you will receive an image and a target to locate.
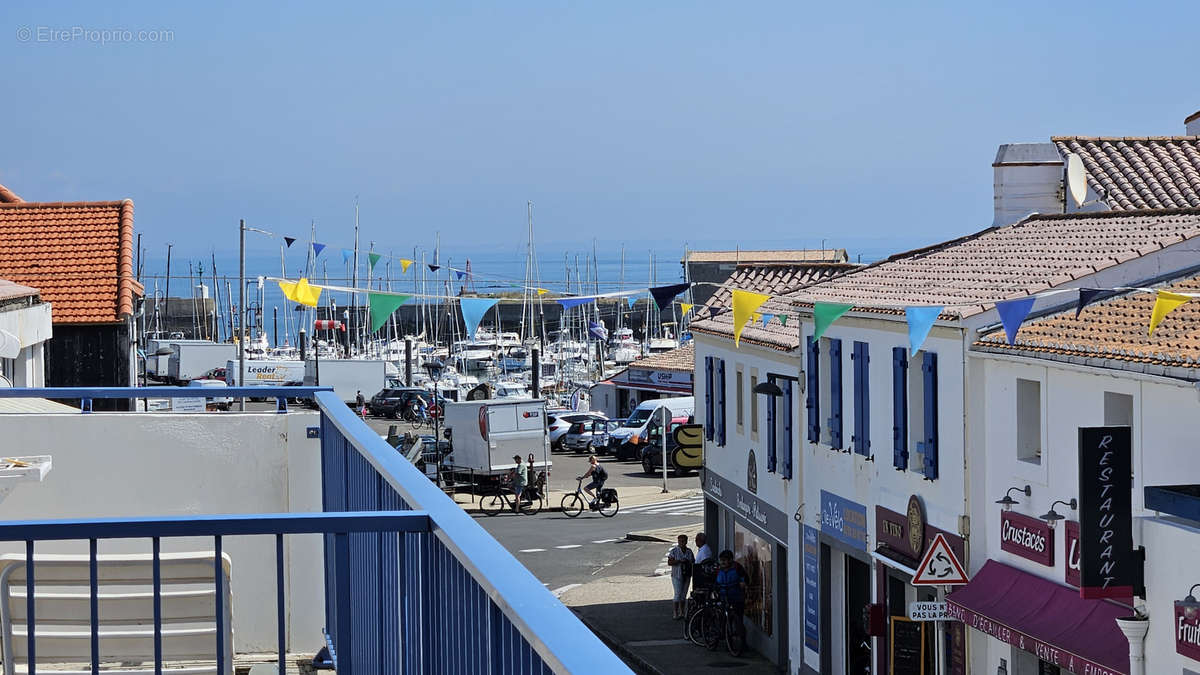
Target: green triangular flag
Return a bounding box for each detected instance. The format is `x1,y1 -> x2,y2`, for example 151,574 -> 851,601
812,302 -> 853,341
779,315 -> 788,326
368,292 -> 411,332
368,252 -> 382,271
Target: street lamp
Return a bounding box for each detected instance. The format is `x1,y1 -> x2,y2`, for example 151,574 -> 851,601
753,381 -> 784,397
996,485 -> 1032,511
1039,498 -> 1077,528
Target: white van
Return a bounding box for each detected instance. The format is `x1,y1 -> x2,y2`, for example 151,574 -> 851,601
608,396 -> 694,461
442,399 -> 551,478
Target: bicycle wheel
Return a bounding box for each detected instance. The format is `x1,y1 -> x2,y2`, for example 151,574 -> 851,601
561,493 -> 584,518
701,607 -> 722,651
725,613 -> 745,656
482,494 -> 506,517
410,415 -> 424,430
598,495 -> 619,517
521,494 -> 542,516
686,606 -> 707,645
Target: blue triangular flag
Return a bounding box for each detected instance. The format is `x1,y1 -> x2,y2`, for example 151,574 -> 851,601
588,320 -> 608,340
428,264 -> 441,272
709,306 -> 720,319
649,283 -> 690,312
456,270 -> 466,280
760,313 -> 774,326
283,237 -> 296,248
1075,288 -> 1117,318
459,298 -> 498,340
905,306 -> 942,355
342,249 -> 353,264
312,243 -> 326,257
627,296 -> 637,310
996,297 -> 1036,345
558,296 -> 595,310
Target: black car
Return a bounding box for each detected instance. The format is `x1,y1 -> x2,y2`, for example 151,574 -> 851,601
369,387 -> 431,418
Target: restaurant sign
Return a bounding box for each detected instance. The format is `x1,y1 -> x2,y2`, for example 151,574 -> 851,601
1176,601 -> 1200,661
820,490 -> 868,551
946,601 -> 1122,675
1078,426 -> 1135,599
1000,510 -> 1054,567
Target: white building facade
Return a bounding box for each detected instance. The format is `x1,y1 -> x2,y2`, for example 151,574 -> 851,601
0,280 -> 51,388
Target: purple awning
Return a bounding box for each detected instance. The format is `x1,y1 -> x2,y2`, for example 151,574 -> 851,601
946,560 -> 1130,675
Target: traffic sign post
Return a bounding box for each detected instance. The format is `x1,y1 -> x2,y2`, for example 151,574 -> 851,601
911,532 -> 969,586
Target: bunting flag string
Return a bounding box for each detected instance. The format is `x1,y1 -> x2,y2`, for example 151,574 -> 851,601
760,313 -> 774,326
400,259 -> 413,273
455,270 -> 466,280
312,243 -> 326,257
812,302 -> 853,341
1075,288 -> 1117,317
368,252 -> 382,271
537,288 -> 548,296
708,306 -> 720,319
558,297 -> 596,310
731,289 -> 770,347
283,237 -> 296,248
428,264 -> 441,273
627,296 -> 638,310
1149,291 -> 1190,336
995,297 -> 1036,345
680,302 -> 693,315
905,306 -> 942,355
459,298 -> 499,340
779,315 -> 788,326
278,278 -> 321,308
367,292 -> 412,332
650,282 -> 690,312
341,249 -> 353,264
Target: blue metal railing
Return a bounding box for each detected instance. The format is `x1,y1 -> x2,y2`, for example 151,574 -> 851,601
0,511 -> 429,675
0,386 -> 332,413
316,390 -> 631,674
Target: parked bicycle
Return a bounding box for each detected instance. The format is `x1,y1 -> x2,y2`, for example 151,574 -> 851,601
560,477 -> 619,517
698,588 -> 745,655
683,559 -> 719,644
482,475 -> 543,516
401,402 -> 431,429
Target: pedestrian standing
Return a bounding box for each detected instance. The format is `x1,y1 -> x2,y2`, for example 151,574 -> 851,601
667,534 -> 694,619
526,453 -> 538,497
355,390 -> 366,417
694,532 -> 713,565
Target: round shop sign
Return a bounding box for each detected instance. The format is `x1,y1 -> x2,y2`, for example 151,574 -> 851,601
906,495 -> 926,559
747,449 -> 758,494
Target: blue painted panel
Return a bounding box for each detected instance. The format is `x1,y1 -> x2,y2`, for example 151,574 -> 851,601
716,359 -> 727,446
852,341 -> 870,457
766,376 -> 777,473
892,347 -> 908,470
828,338 -> 843,449
782,380 -> 793,480
922,351 -> 939,480
806,337 -> 820,443
704,356 -> 715,442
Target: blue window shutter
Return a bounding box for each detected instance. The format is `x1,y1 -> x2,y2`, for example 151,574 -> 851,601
828,339 -> 843,449
717,359 -> 727,446
782,380 -> 794,479
852,341 -> 871,457
922,351 -> 939,480
766,375 -> 777,473
806,336 -> 820,443
704,356 -> 715,442
892,347 -> 908,470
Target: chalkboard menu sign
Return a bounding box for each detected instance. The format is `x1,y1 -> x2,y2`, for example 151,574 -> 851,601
1038,660 -> 1061,675
889,617 -> 924,675
1077,426 -> 1134,599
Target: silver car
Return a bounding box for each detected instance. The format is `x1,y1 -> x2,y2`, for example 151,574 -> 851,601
563,418 -> 617,454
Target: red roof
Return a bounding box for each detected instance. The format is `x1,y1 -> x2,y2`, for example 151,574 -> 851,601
0,191 -> 142,324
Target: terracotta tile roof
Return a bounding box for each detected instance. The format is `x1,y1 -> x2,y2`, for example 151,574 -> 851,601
0,184 -> 23,204
1053,136 -> 1200,210
0,200 -> 141,324
784,208 -> 1200,319
690,262 -> 858,350
685,249 -> 849,264
975,275 -> 1200,370
624,342 -> 695,373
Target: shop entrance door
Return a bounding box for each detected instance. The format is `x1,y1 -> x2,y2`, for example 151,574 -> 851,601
845,556 -> 871,675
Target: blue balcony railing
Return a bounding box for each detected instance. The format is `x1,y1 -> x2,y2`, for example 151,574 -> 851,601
0,387 -> 631,675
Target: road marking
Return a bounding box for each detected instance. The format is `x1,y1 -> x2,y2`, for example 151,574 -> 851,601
552,583 -> 582,597
555,544 -> 582,549
519,548 -> 547,553
591,538 -> 619,544
627,638 -> 691,647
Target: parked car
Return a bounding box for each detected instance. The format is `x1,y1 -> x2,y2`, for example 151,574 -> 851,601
608,397 -> 695,460
547,411 -> 602,451
563,418 -> 618,454
369,388 -> 441,418
639,416 -> 695,475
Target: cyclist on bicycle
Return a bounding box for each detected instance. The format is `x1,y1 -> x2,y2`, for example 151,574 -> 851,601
578,455 -> 608,508
715,550 -> 748,638
507,455 -> 527,513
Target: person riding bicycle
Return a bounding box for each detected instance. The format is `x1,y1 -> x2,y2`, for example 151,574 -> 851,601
714,549 -> 748,638
577,455 -> 608,508
507,455 -> 527,513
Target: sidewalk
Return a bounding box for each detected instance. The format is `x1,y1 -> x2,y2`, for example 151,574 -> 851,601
452,485 -> 700,514
561,571 -> 778,675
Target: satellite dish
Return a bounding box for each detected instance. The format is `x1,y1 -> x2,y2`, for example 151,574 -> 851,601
0,330 -> 18,359
1066,153 -> 1088,207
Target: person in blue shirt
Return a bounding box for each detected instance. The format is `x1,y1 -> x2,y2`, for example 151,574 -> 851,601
714,549 -> 748,638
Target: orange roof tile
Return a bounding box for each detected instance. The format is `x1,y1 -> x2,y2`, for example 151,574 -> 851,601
0,184 -> 23,204
0,199 -> 140,324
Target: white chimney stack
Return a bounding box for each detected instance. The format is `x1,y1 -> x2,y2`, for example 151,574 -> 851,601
1187,110 -> 1200,135
992,143 -> 1064,227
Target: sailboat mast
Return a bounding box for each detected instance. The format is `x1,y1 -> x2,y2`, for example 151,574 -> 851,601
352,202 -> 360,356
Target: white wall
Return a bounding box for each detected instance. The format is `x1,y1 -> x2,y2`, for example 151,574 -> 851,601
0,411 -> 324,653
1140,516 -> 1200,673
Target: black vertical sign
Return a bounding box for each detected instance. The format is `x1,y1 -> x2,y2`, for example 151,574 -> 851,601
1077,426 -> 1134,600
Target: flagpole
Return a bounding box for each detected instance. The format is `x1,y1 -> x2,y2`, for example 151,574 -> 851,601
352,200 -> 359,357
238,219 -> 246,411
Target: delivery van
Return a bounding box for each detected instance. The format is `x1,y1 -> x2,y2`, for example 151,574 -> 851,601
442,399 -> 551,479
608,396 -> 694,461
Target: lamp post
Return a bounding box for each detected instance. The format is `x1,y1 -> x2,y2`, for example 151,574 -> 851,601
661,405 -> 669,494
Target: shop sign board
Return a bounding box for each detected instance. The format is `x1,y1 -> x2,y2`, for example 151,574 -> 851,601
820,490 -> 868,551
1064,521 -> 1081,588
999,510 -> 1054,567
946,601 -> 1122,675
1176,601 -> 1200,661
803,525 -> 820,652
702,467 -> 787,544
626,368 -> 693,387
1077,426 -> 1135,599
889,617 -> 925,675
876,496 -> 925,560
907,601 -> 950,621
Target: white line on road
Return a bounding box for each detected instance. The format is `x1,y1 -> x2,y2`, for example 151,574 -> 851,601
555,544 -> 582,549
591,538 -> 619,544
519,548 -> 547,553
552,583 -> 582,597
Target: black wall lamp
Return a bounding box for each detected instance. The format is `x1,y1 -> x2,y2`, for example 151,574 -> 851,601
754,381 -> 784,397
996,485 -> 1031,511
1039,498 -> 1077,528
1181,584 -> 1200,620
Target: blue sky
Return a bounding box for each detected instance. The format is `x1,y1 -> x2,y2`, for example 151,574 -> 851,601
3,1 -> 1199,266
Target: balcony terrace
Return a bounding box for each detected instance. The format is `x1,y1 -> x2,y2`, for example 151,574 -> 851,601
0,387 -> 629,674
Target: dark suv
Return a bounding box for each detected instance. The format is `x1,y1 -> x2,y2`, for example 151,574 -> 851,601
369,388 -> 430,418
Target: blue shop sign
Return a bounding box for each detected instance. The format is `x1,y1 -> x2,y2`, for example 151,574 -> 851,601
820,490 -> 868,551
803,525 -> 820,652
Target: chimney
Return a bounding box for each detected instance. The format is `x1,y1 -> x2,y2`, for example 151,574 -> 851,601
1187,110 -> 1200,135
992,143 -> 1064,227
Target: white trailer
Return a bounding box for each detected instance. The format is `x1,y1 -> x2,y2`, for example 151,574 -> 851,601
303,359 -> 393,405
166,342 -> 237,384
146,338 -> 211,381
224,360 -> 305,387
442,399 -> 551,478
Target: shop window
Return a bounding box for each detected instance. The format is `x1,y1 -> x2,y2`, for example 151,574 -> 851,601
806,337 -> 820,443
851,341 -> 870,457
750,372 -> 759,437
1016,378 -> 1041,465
1104,391 -> 1133,426
704,356 -> 714,442
735,366 -> 745,431
732,522 -> 773,636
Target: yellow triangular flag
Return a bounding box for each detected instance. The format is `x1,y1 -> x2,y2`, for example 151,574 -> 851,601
731,289 -> 770,347
400,259 -> 413,273
680,302 -> 693,315
1149,290 -> 1190,335
294,278 -> 321,308
278,280 -> 299,303
537,288 -> 548,296
751,312 -> 762,322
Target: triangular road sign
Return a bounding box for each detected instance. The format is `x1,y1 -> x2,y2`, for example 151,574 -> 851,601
911,532 -> 969,586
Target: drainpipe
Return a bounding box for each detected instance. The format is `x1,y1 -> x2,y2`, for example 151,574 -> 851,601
1115,614 -> 1149,675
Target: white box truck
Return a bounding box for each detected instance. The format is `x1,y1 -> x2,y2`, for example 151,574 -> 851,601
224,360 -> 305,387
166,342 -> 237,384
442,399 -> 551,478
303,359 -> 395,405
146,337 -> 209,381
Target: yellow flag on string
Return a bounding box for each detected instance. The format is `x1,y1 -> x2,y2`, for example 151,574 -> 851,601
278,280 -> 298,302
400,259 -> 413,273
731,289 -> 770,347
1149,290 -> 1190,335
751,312 -> 762,322
281,278 -> 321,307
537,288 -> 548,296
680,302 -> 693,315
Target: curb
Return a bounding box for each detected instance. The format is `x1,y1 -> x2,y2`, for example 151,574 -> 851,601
571,609 -> 663,675
625,531 -> 673,543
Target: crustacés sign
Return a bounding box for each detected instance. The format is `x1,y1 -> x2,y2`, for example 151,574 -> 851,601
1077,426 -> 1135,599
999,511 -> 1053,567
703,467 -> 787,544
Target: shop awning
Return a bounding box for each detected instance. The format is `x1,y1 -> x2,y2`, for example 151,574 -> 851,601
946,560 -> 1130,675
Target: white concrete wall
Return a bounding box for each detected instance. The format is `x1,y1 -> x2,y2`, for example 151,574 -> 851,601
0,411 -> 324,654
0,302 -> 51,387
1140,516 -> 1200,673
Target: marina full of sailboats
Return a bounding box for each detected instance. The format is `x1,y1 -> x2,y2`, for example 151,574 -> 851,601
138,202 -> 694,408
